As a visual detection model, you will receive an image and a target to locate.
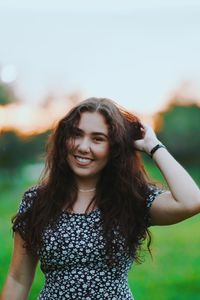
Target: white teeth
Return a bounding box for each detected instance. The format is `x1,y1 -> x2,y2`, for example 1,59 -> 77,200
75,156 -> 92,163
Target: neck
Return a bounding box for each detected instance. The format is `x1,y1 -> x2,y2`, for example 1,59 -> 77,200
78,187 -> 96,193
75,176 -> 98,192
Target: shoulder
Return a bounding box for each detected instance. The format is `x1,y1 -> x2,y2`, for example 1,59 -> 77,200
18,186 -> 40,214
13,186 -> 40,233
145,184 -> 166,227
24,186 -> 39,198
146,184 -> 165,209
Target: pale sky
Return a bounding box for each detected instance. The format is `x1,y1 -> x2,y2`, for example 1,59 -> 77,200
1,0 -> 200,113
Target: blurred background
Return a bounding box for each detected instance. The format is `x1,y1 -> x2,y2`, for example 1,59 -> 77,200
0,1 -> 200,299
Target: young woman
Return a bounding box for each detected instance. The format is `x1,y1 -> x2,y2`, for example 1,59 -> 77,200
1,97 -> 200,300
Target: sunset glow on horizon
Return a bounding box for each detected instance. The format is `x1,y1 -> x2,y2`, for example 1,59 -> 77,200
0,104 -> 152,136
0,94 -> 157,136
1,80 -> 199,137
0,101 -> 74,136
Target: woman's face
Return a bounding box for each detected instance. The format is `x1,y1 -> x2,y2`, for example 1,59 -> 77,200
67,111 -> 110,181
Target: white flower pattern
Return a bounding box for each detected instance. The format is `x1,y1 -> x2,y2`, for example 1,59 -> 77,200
13,186 -> 163,299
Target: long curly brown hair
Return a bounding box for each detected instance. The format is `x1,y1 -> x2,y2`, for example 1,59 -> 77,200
13,97 -> 153,265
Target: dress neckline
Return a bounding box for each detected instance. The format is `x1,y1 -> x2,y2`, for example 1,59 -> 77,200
62,207 -> 100,217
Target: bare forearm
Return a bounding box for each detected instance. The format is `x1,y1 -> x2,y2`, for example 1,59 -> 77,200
152,147 -> 200,209
1,274 -> 31,300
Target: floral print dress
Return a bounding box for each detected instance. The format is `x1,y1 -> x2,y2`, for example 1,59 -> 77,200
13,186 -> 163,300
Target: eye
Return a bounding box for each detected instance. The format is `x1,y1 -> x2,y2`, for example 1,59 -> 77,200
74,132 -> 81,137
93,137 -> 105,142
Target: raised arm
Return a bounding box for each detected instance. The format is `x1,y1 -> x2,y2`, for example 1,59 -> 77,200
134,124 -> 200,225
0,233 -> 38,300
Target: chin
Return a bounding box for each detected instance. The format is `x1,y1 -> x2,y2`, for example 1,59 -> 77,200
72,168 -> 100,179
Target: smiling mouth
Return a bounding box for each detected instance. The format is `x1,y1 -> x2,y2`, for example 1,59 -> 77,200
74,155 -> 94,165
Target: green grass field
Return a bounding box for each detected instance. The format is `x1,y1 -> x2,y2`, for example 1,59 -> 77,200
0,162 -> 200,299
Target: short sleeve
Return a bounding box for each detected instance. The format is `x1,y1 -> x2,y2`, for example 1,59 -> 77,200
146,185 -> 165,226
13,186 -> 38,234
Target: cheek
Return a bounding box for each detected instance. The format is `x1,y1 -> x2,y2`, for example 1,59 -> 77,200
96,144 -> 110,160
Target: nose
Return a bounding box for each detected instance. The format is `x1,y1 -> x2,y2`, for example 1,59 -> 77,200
77,137 -> 91,153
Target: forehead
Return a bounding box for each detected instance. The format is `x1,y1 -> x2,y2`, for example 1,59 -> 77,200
77,112 -> 108,134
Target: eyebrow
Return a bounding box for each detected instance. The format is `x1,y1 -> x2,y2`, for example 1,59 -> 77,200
75,127 -> 108,138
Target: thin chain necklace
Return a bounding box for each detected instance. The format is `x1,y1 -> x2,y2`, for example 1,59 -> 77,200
78,188 -> 96,193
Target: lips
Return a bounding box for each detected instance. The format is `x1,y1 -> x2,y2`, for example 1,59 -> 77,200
73,155 -> 94,166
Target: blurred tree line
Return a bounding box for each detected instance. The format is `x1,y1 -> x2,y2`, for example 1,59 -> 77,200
0,82 -> 19,105
0,82 -> 200,176
155,102 -> 200,165
0,82 -> 50,175
0,130 -> 50,174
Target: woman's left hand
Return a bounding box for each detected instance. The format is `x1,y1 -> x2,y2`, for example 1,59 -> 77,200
134,123 -> 161,155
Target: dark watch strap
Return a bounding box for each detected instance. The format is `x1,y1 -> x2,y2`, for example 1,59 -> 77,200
150,144 -> 166,158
